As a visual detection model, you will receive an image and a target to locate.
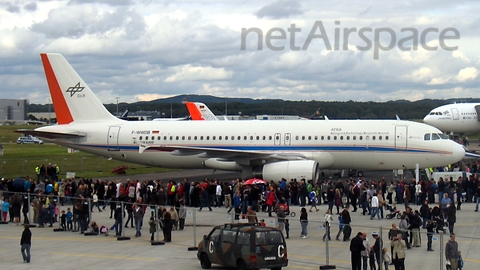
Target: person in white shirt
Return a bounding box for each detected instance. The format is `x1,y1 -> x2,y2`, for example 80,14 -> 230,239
215,182 -> 223,207
370,193 -> 380,220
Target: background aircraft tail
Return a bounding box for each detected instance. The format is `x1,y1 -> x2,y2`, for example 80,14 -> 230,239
40,53 -> 120,124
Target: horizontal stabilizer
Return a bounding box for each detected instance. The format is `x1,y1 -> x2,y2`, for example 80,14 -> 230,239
15,129 -> 86,139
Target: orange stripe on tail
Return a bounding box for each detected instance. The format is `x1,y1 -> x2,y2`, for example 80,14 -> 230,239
41,53 -> 74,124
185,102 -> 204,120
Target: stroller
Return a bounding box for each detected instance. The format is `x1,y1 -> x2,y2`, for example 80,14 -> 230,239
385,204 -> 401,219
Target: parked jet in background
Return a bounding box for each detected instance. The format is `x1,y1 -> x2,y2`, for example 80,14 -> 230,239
423,103 -> 480,135
17,53 -> 466,181
185,102 -> 220,121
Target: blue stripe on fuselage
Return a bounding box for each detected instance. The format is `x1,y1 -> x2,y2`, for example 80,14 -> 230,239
79,144 -> 447,154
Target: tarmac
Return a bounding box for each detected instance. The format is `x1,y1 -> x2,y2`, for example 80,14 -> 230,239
1,196 -> 480,270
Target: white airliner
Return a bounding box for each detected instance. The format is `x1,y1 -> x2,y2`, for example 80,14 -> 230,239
423,103 -> 480,135
17,53 -> 466,181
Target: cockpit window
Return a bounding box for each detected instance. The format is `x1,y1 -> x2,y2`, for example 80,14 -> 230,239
438,133 -> 449,139
424,133 -> 431,140
432,133 -> 441,140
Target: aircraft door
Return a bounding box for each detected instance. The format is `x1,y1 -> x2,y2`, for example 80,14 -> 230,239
451,108 -> 459,120
284,133 -> 291,145
395,125 -> 407,150
107,126 -> 121,151
274,133 -> 281,145
476,105 -> 480,121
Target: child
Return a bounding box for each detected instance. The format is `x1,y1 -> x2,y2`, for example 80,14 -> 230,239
149,216 -> 156,241
90,221 -> 99,234
66,208 -> 73,231
458,251 -> 464,270
1,197 -> 10,222
60,210 -> 66,230
382,247 -> 391,270
259,219 -> 266,227
426,219 -> 435,251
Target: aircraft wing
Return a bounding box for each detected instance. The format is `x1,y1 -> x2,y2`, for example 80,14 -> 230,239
139,144 -> 307,163
15,129 -> 87,139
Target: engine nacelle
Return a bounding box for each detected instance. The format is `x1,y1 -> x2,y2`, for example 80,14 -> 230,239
253,160 -> 320,182
202,158 -> 243,171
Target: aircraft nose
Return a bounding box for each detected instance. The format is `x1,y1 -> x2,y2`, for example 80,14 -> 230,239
423,115 -> 433,125
452,142 -> 465,162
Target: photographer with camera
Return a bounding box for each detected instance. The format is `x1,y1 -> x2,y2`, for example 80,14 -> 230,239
391,233 -> 406,270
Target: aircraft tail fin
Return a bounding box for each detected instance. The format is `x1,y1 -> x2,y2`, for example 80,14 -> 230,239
40,53 -> 120,124
185,102 -> 219,121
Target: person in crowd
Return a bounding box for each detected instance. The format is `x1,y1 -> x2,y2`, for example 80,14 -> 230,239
20,224 -> 32,263
350,231 -> 366,270
299,207 -> 308,239
445,233 -> 459,270
391,233 -> 406,270
134,203 -> 145,237
322,209 -> 333,241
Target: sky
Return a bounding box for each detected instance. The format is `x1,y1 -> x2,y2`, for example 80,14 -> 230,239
0,0 -> 480,105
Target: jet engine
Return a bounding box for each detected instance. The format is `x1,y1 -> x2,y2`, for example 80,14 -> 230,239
252,160 -> 320,181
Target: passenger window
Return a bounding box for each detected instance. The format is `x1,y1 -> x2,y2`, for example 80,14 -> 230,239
340,136 -> 343,140
321,136 -> 324,140
219,136 -> 222,140
139,136 -> 143,140
424,133 -> 431,141
222,230 -> 236,243
315,136 -> 318,140
182,136 -> 185,140
200,136 -> 203,140
346,136 -> 350,140
379,136 -> 382,140
385,136 -> 389,140
334,136 -> 337,140
269,136 -> 273,140
359,136 -> 363,140
237,136 -> 241,140
372,136 -> 376,140
327,136 -> 330,140
295,136 -> 299,140
302,136 -> 305,140
176,136 -> 179,140
256,136 -> 259,140
206,136 -> 210,140
262,136 -> 266,140
188,136 -> 191,140
158,136 -> 161,140
237,232 -> 250,245
164,136 -> 167,140
353,136 -> 356,140
209,228 -> 221,242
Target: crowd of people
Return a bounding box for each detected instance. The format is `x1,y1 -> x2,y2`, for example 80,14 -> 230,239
0,160 -> 478,267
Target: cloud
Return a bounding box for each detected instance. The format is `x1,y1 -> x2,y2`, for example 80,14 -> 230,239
456,67 -> 478,82
255,0 -> 303,19
165,65 -> 233,82
23,2 -> 37,12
